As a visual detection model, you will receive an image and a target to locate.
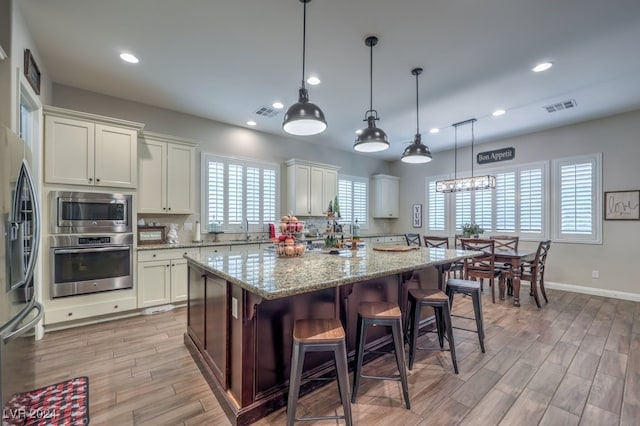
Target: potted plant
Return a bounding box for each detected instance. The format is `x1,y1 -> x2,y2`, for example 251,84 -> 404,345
462,223 -> 484,238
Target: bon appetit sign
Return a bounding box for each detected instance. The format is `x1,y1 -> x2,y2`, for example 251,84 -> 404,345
477,147 -> 515,164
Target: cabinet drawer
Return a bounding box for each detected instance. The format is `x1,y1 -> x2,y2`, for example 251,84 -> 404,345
138,248 -> 199,262
45,297 -> 137,324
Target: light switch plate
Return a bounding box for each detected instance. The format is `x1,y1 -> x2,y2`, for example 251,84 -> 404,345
232,297 -> 238,319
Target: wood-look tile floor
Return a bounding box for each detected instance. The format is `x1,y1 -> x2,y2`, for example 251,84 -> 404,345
32,287 -> 640,425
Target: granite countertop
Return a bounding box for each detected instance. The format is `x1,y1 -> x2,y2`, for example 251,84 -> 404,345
185,246 -> 479,300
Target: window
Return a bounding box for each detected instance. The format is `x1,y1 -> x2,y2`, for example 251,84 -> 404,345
553,154 -> 601,243
338,175 -> 368,229
202,154 -> 279,231
426,161 -> 547,240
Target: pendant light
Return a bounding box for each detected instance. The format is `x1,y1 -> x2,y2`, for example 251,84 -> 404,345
282,0 -> 327,136
353,36 -> 389,153
401,68 -> 433,164
435,119 -> 496,192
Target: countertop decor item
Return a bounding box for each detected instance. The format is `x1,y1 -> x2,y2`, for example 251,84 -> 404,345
166,223 -> 179,244
436,119 -> 496,192
462,223 -> 484,238
353,36 -> 389,153
401,68 -> 433,164
137,226 -> 166,245
282,0 -> 327,136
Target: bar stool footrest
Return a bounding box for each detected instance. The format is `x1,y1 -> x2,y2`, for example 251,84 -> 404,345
296,415 -> 345,422
360,374 -> 402,381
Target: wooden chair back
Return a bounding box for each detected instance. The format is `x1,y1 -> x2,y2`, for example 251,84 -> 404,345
490,235 -> 519,251
423,236 -> 449,248
532,240 -> 552,275
405,233 -> 422,247
459,238 -> 497,280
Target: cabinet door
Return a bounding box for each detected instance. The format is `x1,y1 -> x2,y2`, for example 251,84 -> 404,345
309,167 -> 325,216
44,115 -> 95,186
166,144 -> 195,214
137,260 -> 171,308
170,258 -> 188,302
94,124 -> 138,188
292,165 -> 311,216
188,265 -> 206,351
205,275 -> 227,385
322,168 -> 338,216
373,177 -> 400,218
138,139 -> 167,213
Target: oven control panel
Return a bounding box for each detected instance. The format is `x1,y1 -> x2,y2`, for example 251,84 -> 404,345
78,236 -> 111,244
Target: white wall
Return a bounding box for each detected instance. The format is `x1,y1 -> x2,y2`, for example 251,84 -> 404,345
51,84 -> 395,235
390,109 -> 640,297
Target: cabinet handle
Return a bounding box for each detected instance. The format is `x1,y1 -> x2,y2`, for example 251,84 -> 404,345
171,263 -> 175,267
168,207 -> 171,211
96,178 -> 101,183
67,312 -> 73,317
152,254 -> 157,257
163,207 -> 166,210
166,264 -> 170,267
114,305 -> 119,309
88,177 -> 93,182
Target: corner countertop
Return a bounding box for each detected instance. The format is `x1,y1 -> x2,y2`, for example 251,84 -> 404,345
185,246 -> 479,300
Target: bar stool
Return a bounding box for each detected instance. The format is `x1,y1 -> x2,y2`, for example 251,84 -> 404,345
406,288 -> 458,374
351,302 -> 410,409
287,319 -> 352,426
446,278 -> 486,353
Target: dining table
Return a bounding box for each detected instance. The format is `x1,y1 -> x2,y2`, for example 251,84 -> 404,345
494,249 -> 536,307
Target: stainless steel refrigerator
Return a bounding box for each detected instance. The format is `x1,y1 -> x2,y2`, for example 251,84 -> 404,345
0,125 -> 43,414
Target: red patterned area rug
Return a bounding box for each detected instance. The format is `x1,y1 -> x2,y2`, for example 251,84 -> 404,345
2,376 -> 89,426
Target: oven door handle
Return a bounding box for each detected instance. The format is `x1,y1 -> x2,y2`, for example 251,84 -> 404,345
54,245 -> 131,254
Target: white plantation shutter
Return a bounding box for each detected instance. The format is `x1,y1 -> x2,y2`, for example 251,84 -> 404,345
202,154 -> 278,229
426,179 -> 445,232
338,176 -> 368,228
554,154 -> 601,243
495,171 -> 516,232
474,189 -> 493,232
206,160 -> 224,226
520,168 -> 543,234
228,164 -> 243,224
455,192 -> 472,232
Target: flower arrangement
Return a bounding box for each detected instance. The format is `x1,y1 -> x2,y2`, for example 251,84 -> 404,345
462,223 -> 484,238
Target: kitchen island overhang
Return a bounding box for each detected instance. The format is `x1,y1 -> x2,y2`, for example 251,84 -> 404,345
184,246 -> 478,425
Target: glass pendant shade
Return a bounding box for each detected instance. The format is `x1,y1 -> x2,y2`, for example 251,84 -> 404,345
354,114 -> 389,152
401,133 -> 432,163
353,36 -> 389,153
283,88 -> 327,136
283,0 -> 327,136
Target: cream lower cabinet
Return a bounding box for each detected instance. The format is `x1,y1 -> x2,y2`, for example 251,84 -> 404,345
286,159 -> 339,216
137,248 -> 199,308
44,106 -> 143,188
138,132 -> 196,214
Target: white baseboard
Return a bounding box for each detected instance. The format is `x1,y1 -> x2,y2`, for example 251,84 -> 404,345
526,280 -> 640,303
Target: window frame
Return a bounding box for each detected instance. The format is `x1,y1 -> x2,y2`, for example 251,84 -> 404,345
201,153 -> 280,232
337,174 -> 369,230
551,153 -> 602,244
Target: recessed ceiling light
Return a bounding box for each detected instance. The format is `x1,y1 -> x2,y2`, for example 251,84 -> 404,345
532,62 -> 553,72
272,102 -> 284,109
492,109 -> 506,117
429,128 -> 440,134
306,76 -> 320,85
119,53 -> 139,64
355,129 -> 363,135
246,120 -> 257,126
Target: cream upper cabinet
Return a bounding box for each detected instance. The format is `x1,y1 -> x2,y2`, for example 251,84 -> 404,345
138,132 -> 196,214
372,174 -> 400,218
286,159 -> 339,216
44,106 -> 143,188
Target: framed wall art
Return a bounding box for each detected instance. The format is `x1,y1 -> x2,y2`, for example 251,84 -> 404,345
412,204 -> 422,228
24,49 -> 41,95
604,190 -> 640,220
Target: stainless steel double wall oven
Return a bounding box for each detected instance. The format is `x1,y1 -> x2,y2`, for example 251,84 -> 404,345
49,191 -> 133,298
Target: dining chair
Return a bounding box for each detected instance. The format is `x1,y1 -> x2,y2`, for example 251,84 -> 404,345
490,235 -> 519,295
459,238 -> 503,304
423,236 -> 464,279
519,240 -> 552,307
404,233 -> 422,247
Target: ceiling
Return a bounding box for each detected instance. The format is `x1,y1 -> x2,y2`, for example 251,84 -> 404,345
17,0 -> 640,160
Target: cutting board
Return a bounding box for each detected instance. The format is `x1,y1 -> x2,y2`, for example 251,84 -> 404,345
373,245 -> 420,252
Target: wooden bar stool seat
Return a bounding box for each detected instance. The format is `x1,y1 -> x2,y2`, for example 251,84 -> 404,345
287,319 -> 352,426
406,288 -> 458,374
351,302 -> 411,409
446,278 -> 486,353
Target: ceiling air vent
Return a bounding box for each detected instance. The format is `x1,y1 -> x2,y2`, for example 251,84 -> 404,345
544,99 -> 577,113
254,106 -> 280,118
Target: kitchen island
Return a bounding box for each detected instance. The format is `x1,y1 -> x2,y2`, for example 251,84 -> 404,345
184,246 -> 477,425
